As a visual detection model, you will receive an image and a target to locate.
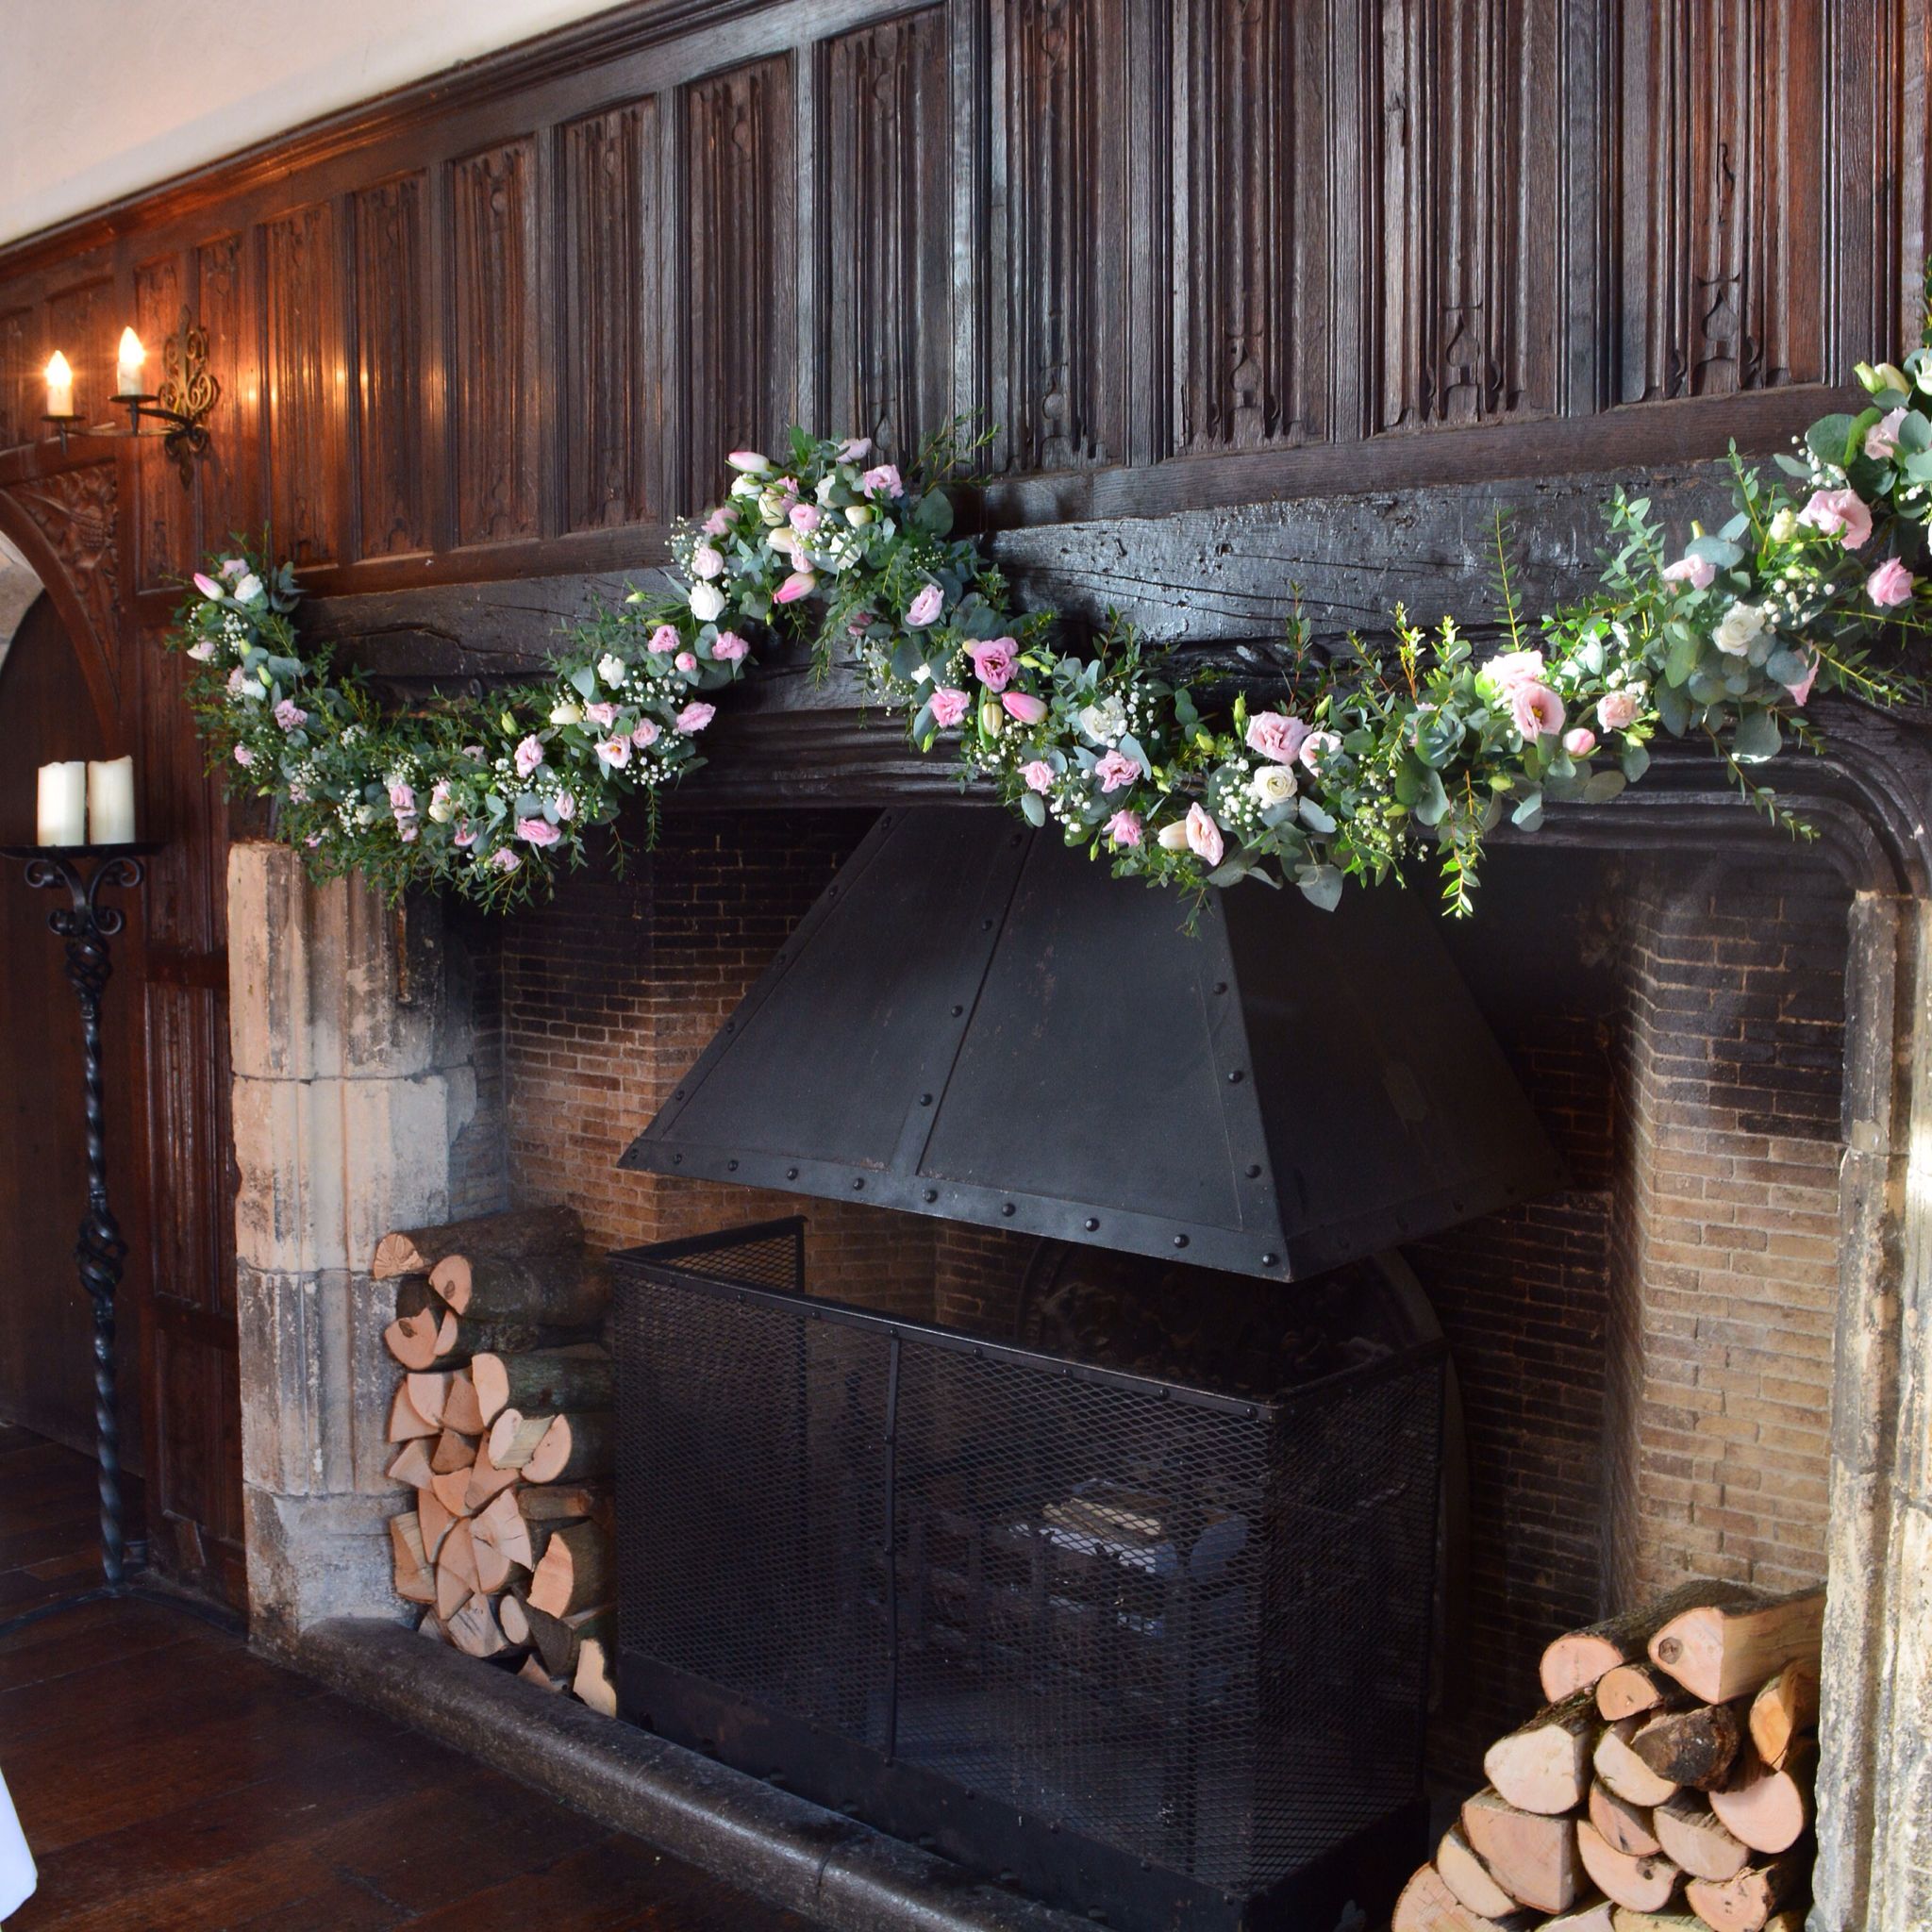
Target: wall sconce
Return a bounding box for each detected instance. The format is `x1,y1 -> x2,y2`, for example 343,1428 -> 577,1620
42,309 -> 220,486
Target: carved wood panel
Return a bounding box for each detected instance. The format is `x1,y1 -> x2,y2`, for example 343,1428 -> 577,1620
43,276 -> 114,427
133,254 -> 192,591
8,464 -> 123,709
194,232 -> 262,555
0,308 -> 31,451
265,202 -> 344,567
452,142 -> 541,545
819,10 -> 952,459
352,175 -> 430,558
685,58 -> 797,509
562,103 -> 662,532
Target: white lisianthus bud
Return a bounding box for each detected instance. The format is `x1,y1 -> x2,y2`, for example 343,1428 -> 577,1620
689,581 -> 726,624
725,449 -> 770,474
845,505 -> 874,527
816,475 -> 838,505
550,702 -> 582,725
1251,763 -> 1299,808
1157,820 -> 1191,852
979,699 -> 1003,737
428,797 -> 454,824
1769,508 -> 1799,543
729,475 -> 760,498
597,653 -> 626,687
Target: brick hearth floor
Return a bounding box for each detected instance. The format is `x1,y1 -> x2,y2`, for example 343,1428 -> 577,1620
0,1425 -> 821,1930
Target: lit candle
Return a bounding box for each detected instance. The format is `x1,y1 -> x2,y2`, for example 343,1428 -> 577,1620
44,351 -> 74,418
114,326 -> 145,398
37,762 -> 88,847
87,758 -> 137,845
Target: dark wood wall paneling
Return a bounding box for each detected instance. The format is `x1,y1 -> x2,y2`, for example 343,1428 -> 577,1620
0,0 -> 1924,1614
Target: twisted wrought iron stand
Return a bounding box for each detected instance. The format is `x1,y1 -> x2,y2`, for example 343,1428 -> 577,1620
0,845 -> 236,1641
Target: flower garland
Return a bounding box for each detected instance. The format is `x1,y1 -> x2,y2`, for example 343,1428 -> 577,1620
176,334 -> 1932,916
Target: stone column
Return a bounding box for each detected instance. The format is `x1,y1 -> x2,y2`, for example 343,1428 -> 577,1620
227,842 -> 497,1648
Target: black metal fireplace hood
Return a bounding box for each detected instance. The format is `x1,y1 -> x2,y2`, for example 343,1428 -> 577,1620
620,807 -> 1562,1281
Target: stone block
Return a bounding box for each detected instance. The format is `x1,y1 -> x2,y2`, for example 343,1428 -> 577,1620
244,1485 -> 411,1653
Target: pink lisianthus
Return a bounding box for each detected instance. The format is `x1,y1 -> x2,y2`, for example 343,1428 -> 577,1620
583,701 -> 618,727
928,687 -> 971,729
840,437 -> 874,462
225,668 -> 250,696
774,570 -> 817,604
632,719 -> 660,749
649,624 -> 681,655
192,571 -> 224,600
967,638 -> 1018,691
690,541 -> 724,580
399,824 -> 419,844
1562,726 -> 1597,758
461,745 -> 486,762
1001,691 -> 1048,726
389,781 -> 417,817
1597,689 -> 1641,731
1022,760 -> 1054,794
1661,555 -> 1716,591
1185,804 -> 1224,868
555,791 -> 575,822
516,817 -> 561,848
1483,649 -> 1546,696
1105,808 -> 1143,849
1867,557 -> 1916,608
454,821 -> 477,849
1299,730 -> 1342,774
304,833 -> 323,848
701,506 -> 734,537
675,702 -> 716,733
491,847 -> 522,873
789,503 -> 823,534
1511,681 -> 1566,740
675,651 -> 698,673
233,743 -> 255,768
1093,749 -> 1140,793
1245,711 -> 1312,764
220,558 -> 248,579
905,584 -> 944,627
186,639 -> 217,662
711,631 -> 750,662
274,699 -> 307,731
1866,408 -> 1909,459
430,780 -> 451,812
1782,653 -> 1822,707
514,734 -> 545,779
1799,487 -> 1874,550
859,463 -> 904,500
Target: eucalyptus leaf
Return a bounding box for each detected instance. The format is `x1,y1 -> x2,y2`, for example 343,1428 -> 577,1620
1806,413 -> 1857,467
1018,790 -> 1046,827
1296,864 -> 1344,911
1581,768 -> 1627,804
1764,647 -> 1811,687
1414,768 -> 1451,828
570,665 -> 598,700
1621,742 -> 1651,782
1297,800 -> 1337,835
1665,630 -> 1704,687
1732,708 -> 1783,764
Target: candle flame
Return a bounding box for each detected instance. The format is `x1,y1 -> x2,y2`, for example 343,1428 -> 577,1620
117,325 -> 145,369
44,350 -> 72,385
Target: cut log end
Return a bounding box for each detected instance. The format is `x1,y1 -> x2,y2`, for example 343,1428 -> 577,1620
1574,1820 -> 1683,1914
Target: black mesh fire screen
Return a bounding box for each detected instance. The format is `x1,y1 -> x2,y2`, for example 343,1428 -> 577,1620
612,1222 -> 1445,1931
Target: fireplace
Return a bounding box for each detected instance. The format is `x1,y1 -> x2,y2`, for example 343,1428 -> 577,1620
611,1220 -> 1444,1929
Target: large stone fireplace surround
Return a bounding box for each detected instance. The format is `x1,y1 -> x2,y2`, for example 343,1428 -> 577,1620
228,777 -> 1924,1926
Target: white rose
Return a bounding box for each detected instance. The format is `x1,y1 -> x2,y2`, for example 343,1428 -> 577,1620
1251,763 -> 1298,808
550,702 -> 582,725
845,505 -> 874,527
235,573 -> 263,604
597,653 -> 626,687
1077,698 -> 1127,743
690,581 -> 726,623
1712,601 -> 1766,657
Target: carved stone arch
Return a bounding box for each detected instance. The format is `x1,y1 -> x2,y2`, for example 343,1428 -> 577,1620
0,462 -> 125,743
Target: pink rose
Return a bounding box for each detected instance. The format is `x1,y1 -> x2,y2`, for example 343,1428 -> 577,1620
1023,760 -> 1054,794
1661,555 -> 1716,591
1002,691 -> 1048,726
514,734 -> 545,779
675,651 -> 697,672
583,702 -> 618,727
1562,726 -> 1597,758
1866,407 -> 1909,459
1184,804 -> 1224,868
233,743 -> 255,768
1105,808 -> 1143,849
649,624 -> 680,654
274,699 -> 307,731
701,507 -> 734,537
1597,689 -> 1641,732
1799,487 -> 1874,550
454,822 -> 478,849
711,631 -> 749,662
516,817 -> 561,847
1867,557 -> 1916,608
774,571 -> 817,604
192,571 -> 223,600
675,702 -> 716,733
929,687 -> 971,728
840,437 -> 874,462
1783,653 -> 1821,707
967,638 -> 1018,691
1093,749 -> 1139,793
860,463 -> 904,500
1511,681 -> 1566,740
789,503 -> 823,534
491,847 -> 522,873
632,719 -> 660,749
906,584 -> 944,627
1245,711 -> 1312,764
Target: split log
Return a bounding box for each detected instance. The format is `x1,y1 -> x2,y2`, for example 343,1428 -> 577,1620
384,1307 -> 446,1372
1650,1794 -> 1748,1884
518,1482 -> 607,1527
485,1409 -> 552,1473
517,1654 -> 566,1691
1392,1866 -> 1534,1932
431,1249 -> 608,1329
418,1612 -> 451,1645
525,1410 -> 610,1484
441,1369 -> 486,1437
1543,1906 -> 1617,1932
471,1489 -> 535,1567
1542,1584 -> 1757,1702
1608,1914 -> 1705,1932
403,1371 -> 453,1431
572,1634 -> 619,1717
473,1535 -> 515,1595
387,1381 -> 439,1442
1631,1704 -> 1742,1790
1596,1718 -> 1679,1808
527,1521 -> 612,1620
462,1432 -> 522,1513
428,1467 -> 475,1522
396,1277 -> 440,1321
390,1512 -> 435,1605
470,1345 -> 612,1425
373,1204 -> 583,1281
446,1593 -> 512,1659
1589,1781 -> 1661,1858
429,1428 -> 478,1475
1681,1853 -> 1805,1932
1707,1739 -> 1815,1856
1575,1821 -> 1682,1913
1459,1790 -> 1584,1913
1648,1589 -> 1825,1706
1483,1688 -> 1599,1815
434,1552 -> 472,1624
439,1519 -> 479,1593
505,1598 -> 613,1679
386,1438 -> 435,1491
1746,1660 -> 1818,1772
1437,1826 -> 1520,1922
418,1489 -> 457,1563
1599,1664 -> 1674,1722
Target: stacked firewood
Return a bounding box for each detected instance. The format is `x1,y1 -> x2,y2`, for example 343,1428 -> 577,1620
378,1206 -> 619,1713
1396,1582 -> 1825,1932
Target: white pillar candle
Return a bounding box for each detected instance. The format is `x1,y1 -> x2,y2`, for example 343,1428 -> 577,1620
37,762 -> 87,846
114,326 -> 145,398
87,758 -> 136,845
44,351 -> 74,418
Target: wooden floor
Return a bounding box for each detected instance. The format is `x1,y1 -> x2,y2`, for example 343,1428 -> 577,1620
0,1426 -> 820,1931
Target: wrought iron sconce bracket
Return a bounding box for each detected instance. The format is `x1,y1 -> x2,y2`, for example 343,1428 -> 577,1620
42,309 -> 220,487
